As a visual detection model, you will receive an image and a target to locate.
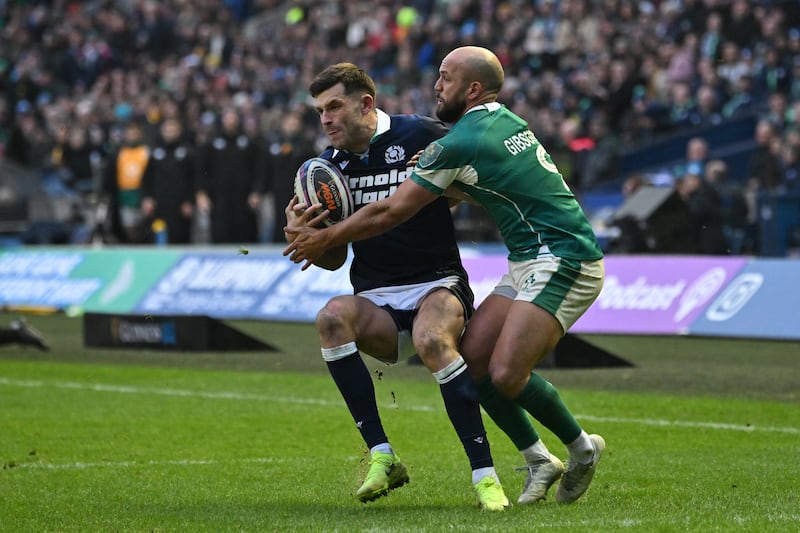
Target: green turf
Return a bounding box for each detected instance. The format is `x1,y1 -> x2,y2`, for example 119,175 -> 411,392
1,313 -> 799,532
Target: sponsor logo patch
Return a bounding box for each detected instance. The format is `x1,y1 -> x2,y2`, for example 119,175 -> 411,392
418,142 -> 443,168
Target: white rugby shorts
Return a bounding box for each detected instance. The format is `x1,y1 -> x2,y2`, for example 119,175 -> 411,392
491,256 -> 604,333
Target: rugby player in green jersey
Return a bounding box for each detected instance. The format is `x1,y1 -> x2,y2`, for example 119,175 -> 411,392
286,46 -> 606,505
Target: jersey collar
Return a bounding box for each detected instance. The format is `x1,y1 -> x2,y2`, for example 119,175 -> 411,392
332,109 -> 391,161
372,108 -> 391,141
466,102 -> 501,115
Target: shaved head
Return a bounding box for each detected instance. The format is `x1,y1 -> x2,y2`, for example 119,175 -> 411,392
443,46 -> 504,96
435,46 -> 505,122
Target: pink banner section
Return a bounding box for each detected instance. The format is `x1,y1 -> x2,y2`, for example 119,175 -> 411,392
573,256 -> 748,334
462,255 -> 749,336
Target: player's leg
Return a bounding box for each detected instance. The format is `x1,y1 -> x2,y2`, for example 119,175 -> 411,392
488,258 -> 605,504
461,293 -> 563,504
413,287 -> 509,510
1,319 -> 49,351
316,295 -> 408,502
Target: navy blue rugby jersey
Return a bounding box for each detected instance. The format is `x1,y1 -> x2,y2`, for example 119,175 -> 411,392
320,111 -> 469,293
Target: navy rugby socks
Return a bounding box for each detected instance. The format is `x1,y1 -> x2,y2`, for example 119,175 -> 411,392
323,347 -> 388,449
434,357 -> 494,470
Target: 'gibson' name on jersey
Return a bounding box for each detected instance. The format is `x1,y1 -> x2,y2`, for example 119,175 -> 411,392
504,129 -> 538,155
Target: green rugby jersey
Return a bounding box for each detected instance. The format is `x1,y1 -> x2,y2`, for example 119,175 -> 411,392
411,103 -> 604,262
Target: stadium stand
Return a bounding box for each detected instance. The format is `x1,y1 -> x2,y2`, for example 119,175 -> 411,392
1,0 -> 799,255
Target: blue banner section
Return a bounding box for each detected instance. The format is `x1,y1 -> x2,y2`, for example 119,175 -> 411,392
134,252 -> 353,321
688,259 -> 800,340
0,251 -> 101,307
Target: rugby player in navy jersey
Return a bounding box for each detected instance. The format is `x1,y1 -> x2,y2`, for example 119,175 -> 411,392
283,63 -> 509,510
287,48 -> 607,506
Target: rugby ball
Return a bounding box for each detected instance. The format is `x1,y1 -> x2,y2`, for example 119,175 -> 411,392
293,157 -> 353,226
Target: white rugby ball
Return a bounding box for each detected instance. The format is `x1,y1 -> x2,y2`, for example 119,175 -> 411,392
293,157 -> 353,226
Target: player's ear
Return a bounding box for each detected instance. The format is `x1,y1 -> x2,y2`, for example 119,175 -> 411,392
466,81 -> 482,101
360,93 -> 375,115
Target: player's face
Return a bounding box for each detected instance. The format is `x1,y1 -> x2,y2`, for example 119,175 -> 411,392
313,83 -> 370,151
434,59 -> 468,123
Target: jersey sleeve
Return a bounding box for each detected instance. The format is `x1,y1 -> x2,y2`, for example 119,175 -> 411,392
410,137 -> 477,195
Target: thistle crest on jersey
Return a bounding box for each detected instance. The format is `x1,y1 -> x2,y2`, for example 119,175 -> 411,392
294,157 -> 354,226
384,145 -> 406,164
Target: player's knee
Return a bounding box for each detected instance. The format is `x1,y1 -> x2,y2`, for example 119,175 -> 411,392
487,363 -> 527,398
413,328 -> 454,365
315,297 -> 355,340
459,342 -> 489,380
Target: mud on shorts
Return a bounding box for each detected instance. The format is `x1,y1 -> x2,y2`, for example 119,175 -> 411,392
357,275 -> 474,362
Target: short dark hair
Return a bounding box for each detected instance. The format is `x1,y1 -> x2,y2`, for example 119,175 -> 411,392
308,63 -> 376,99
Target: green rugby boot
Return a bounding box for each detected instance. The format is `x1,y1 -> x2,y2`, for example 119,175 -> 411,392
474,476 -> 511,511
356,451 -> 409,502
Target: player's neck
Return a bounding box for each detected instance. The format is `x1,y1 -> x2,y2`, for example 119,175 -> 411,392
349,118 -> 377,154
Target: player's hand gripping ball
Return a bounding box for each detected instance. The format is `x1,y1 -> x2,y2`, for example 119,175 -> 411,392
293,158 -> 353,226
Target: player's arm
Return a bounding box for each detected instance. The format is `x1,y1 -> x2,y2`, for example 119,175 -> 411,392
406,149 -> 476,206
284,195 -> 347,270
443,184 -> 479,206
284,178 -> 439,270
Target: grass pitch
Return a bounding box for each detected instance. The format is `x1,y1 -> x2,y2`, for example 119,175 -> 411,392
1,312 -> 798,532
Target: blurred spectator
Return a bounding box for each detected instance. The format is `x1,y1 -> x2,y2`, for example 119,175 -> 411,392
621,173 -> 647,200
195,107 -> 263,244
747,119 -> 784,192
763,92 -> 789,131
264,109 -> 317,243
552,116 -> 592,191
693,83 -> 723,127
675,166 -> 728,255
790,57 -> 800,102
721,73 -> 757,119
140,118 -> 195,244
667,81 -> 698,131
0,0 -> 798,253
704,159 -> 749,241
716,41 -> 751,92
672,136 -> 709,181
579,113 -> 622,191
5,105 -> 50,168
779,143 -> 800,194
698,10 -> 724,62
58,127 -> 96,194
725,0 -> 760,51
101,120 -> 150,243
753,47 -> 791,100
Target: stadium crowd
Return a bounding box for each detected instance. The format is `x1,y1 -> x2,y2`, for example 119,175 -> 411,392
1,0 -> 799,250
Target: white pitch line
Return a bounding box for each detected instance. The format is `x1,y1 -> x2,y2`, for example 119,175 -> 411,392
0,377 -> 435,412
7,457 -> 287,471
1,377 -> 798,434
576,414 -> 800,435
